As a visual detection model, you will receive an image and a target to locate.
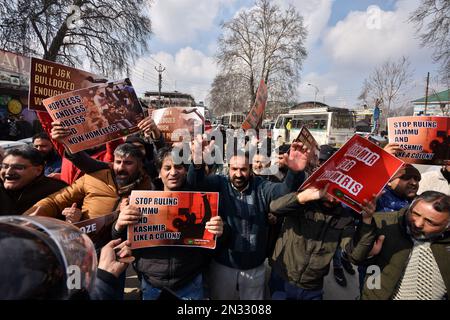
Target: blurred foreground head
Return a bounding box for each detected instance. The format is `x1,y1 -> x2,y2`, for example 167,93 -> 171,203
0,216 -> 97,299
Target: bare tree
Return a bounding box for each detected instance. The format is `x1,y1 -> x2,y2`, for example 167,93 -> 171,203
207,73 -> 250,116
214,0 -> 307,110
358,79 -> 372,107
361,56 -> 413,127
409,0 -> 450,81
0,0 -> 152,77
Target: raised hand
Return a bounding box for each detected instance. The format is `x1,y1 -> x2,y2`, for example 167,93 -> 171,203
383,143 -> 402,156
284,141 -> 311,172
205,215 -> 224,237
297,184 -> 329,204
368,235 -> 385,257
114,204 -> 141,232
62,203 -> 82,223
51,121 -> 71,143
138,116 -> 161,139
98,239 -> 134,278
360,192 -> 382,224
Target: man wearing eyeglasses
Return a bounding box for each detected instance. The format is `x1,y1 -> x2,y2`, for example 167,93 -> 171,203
0,146 -> 67,215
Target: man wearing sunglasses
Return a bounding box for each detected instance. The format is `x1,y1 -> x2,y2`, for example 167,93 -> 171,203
0,146 -> 67,215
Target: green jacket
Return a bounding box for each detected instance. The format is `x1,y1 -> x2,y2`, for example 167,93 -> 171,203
269,192 -> 375,290
351,208 -> 450,300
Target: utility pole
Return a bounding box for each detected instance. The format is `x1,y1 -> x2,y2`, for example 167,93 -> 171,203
155,64 -> 165,108
424,72 -> 430,115
307,83 -> 319,108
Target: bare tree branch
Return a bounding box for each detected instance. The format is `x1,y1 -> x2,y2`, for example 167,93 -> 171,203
211,0 -> 307,113
0,0 -> 153,77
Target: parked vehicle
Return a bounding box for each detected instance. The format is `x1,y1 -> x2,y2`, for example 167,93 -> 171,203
273,106 -> 355,147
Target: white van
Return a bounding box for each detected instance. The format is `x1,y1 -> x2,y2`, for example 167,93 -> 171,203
273,107 -> 355,147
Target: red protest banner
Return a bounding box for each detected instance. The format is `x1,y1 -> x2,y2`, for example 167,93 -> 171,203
300,134 -> 404,213
29,57 -> 106,111
388,116 -> 450,165
242,79 -> 268,130
128,191 -> 219,249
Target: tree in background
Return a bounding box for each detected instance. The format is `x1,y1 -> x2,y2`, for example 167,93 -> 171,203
0,0 -> 152,77
360,56 -> 413,128
207,73 -> 249,116
211,0 -> 307,113
409,0 -> 450,82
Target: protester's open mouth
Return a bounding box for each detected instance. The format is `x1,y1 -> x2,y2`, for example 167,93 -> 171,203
407,186 -> 418,194
116,172 -> 129,179
4,175 -> 20,181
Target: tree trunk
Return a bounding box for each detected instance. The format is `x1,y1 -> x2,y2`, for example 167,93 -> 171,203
249,74 -> 256,106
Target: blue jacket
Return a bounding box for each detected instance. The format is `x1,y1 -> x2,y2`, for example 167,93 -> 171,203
44,152 -> 62,176
376,187 -> 411,212
188,165 -> 305,270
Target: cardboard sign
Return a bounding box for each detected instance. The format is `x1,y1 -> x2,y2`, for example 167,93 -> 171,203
29,57 -> 106,111
128,191 -> 219,249
294,126 -> 320,175
388,116 -> 450,165
300,135 -> 404,213
242,79 -> 268,130
73,211 -> 119,249
152,106 -> 204,142
42,78 -> 145,153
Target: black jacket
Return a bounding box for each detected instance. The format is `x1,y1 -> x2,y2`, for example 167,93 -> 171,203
111,184 -> 213,290
0,175 -> 67,215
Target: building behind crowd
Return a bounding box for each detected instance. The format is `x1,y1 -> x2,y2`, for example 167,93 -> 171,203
0,49 -> 39,140
413,89 -> 449,116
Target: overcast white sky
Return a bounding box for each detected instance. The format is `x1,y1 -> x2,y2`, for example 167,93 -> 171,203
129,0 -> 445,109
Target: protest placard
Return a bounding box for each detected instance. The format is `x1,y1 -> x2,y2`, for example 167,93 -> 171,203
300,134 -> 404,213
73,211 -> 119,249
29,57 -> 107,111
152,106 -> 205,142
42,78 -> 145,153
388,116 -> 449,165
294,126 -> 320,175
242,79 -> 268,130
128,191 -> 219,249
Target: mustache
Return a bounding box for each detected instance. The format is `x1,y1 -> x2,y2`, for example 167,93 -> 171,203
4,175 -> 20,180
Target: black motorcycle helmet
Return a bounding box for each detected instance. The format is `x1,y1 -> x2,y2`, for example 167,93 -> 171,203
0,216 -> 97,300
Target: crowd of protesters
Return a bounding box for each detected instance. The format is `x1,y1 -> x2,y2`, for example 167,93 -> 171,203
0,113 -> 449,300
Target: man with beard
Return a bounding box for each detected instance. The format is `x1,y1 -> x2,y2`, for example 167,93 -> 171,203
0,146 -> 67,215
352,163 -> 423,292
188,141 -> 308,299
32,132 -> 62,177
272,144 -> 290,182
268,181 -> 373,300
24,143 -> 152,223
348,191 -> 450,300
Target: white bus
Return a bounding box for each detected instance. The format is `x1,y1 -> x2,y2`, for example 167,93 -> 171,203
273,107 -> 355,147
220,112 -> 246,128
